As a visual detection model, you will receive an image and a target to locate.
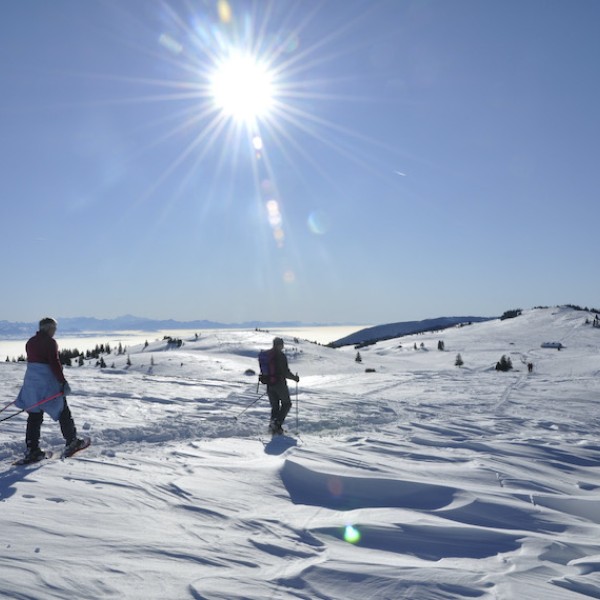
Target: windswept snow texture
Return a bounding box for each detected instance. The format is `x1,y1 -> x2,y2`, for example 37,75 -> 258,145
1,306 -> 600,599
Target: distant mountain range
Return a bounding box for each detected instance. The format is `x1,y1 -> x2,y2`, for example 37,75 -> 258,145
0,315 -> 333,338
0,314 -> 495,344
329,316 -> 494,347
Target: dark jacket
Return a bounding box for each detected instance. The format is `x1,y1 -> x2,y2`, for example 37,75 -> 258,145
26,331 -> 66,385
272,349 -> 296,384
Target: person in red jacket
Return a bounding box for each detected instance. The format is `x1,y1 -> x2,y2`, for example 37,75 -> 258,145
15,317 -> 85,461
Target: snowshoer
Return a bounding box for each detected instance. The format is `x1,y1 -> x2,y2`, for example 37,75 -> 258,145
265,337 -> 299,434
15,317 -> 86,461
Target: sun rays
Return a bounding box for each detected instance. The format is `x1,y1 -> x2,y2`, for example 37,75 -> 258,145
91,1 -> 391,287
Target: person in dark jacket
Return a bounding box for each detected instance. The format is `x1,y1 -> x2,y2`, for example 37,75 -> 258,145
267,337 -> 299,434
15,317 -> 85,461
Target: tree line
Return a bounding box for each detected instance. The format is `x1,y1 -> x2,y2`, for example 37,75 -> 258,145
5,342 -> 128,365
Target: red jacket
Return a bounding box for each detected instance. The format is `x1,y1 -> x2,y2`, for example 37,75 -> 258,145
26,331 -> 66,384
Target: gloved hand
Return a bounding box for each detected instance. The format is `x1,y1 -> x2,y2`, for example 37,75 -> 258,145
62,381 -> 72,396
294,375 -> 300,383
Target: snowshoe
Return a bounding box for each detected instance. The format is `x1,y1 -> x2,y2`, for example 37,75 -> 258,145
62,436 -> 91,459
269,420 -> 284,436
13,448 -> 51,466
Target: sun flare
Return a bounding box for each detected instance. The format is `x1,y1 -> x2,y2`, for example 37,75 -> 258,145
210,52 -> 275,123
123,1 -> 381,261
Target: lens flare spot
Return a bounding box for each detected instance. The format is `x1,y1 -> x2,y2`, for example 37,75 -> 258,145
217,0 -> 232,24
261,179 -> 274,194
273,227 -> 285,246
158,33 -> 183,55
252,136 -> 263,151
344,525 -> 361,544
283,269 -> 295,283
327,476 -> 343,497
283,33 -> 300,53
266,199 -> 282,227
307,210 -> 330,235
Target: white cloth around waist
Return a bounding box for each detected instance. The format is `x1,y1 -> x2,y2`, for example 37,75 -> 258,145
15,363 -> 65,421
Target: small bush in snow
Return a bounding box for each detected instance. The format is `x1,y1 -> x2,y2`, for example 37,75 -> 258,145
496,355 -> 513,371
500,309 -> 522,321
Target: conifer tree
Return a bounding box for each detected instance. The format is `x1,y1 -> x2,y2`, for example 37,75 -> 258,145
496,355 -> 513,371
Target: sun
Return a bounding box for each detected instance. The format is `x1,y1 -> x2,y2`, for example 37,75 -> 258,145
210,52 -> 275,124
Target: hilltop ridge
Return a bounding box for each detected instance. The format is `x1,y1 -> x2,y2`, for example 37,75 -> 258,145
330,315 -> 493,347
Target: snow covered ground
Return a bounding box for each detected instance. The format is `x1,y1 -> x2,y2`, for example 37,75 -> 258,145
1,306 -> 600,599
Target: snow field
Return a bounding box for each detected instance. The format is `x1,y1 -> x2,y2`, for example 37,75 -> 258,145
1,307 -> 600,599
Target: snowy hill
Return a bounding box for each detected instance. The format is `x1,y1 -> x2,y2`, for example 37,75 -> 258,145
1,306 -> 600,599
330,316 -> 493,347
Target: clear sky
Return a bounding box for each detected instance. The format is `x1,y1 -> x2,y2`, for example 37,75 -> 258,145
1,0 -> 599,325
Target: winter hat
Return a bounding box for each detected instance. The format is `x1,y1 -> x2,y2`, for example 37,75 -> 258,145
273,337 -> 284,348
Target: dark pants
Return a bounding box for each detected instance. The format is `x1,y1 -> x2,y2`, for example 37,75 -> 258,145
267,381 -> 292,425
26,400 -> 77,449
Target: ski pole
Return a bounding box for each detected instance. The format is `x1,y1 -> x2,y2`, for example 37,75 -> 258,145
295,374 -> 299,431
0,398 -> 17,415
0,409 -> 25,423
0,391 -> 64,425
234,392 -> 266,420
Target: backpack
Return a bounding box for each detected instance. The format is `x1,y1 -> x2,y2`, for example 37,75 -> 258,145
258,349 -> 277,384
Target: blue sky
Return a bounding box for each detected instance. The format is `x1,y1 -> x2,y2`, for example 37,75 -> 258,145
1,0 -> 598,325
